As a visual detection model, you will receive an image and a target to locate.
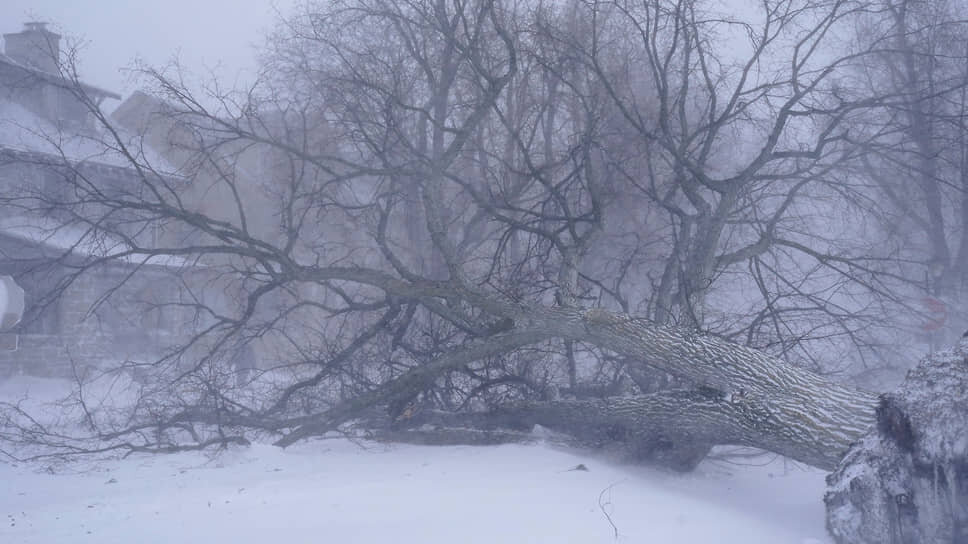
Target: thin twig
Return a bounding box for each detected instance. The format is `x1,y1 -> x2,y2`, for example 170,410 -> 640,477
598,480 -> 625,540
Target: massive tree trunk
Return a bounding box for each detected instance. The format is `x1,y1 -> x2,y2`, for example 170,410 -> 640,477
390,387 -> 866,472
277,300 -> 879,471
542,307 -> 880,469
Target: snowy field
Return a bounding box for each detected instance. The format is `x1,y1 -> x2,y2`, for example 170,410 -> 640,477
1,378 -> 832,544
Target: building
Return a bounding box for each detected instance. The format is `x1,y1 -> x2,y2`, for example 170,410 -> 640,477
0,22 -> 364,381
0,23 -> 197,379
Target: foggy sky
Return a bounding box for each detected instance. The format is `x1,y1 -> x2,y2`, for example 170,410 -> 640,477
0,0 -> 297,101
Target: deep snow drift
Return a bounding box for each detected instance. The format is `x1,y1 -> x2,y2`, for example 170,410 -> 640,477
0,378 -> 831,544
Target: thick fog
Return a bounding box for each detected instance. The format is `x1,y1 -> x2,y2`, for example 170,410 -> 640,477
1,1 -> 967,542
0,0 -> 296,94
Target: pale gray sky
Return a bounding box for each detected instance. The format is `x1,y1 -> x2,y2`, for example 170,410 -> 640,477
0,0 -> 298,100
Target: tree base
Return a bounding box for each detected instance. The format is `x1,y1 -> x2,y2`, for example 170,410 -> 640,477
825,340 -> 968,543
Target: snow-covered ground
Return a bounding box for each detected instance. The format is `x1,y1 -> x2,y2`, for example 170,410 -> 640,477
0,378 -> 832,544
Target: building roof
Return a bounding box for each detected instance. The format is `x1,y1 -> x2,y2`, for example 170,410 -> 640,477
0,51 -> 121,101
0,214 -> 194,269
0,98 -> 178,174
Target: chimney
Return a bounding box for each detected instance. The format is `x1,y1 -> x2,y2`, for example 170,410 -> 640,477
3,22 -> 61,73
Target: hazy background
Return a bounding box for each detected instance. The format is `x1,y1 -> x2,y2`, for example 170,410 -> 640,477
0,0 -> 297,97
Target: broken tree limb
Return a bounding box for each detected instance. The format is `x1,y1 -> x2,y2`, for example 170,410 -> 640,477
273,330 -> 549,447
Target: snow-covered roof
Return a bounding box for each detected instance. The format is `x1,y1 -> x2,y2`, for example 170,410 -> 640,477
0,214 -> 194,269
0,99 -> 179,174
0,52 -> 120,101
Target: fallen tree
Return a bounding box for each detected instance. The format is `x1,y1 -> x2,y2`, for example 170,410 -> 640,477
0,296 -> 878,471
0,0 -> 900,469
5,1 -> 968,541
271,302 -> 879,473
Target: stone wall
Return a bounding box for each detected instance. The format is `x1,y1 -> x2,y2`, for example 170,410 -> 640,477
0,237 -> 197,380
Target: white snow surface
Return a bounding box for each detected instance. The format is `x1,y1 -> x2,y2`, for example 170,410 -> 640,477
0,100 -> 176,174
0,214 -> 192,268
0,378 -> 832,544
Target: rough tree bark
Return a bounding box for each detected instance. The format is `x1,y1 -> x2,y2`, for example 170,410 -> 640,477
271,294 -> 879,472
392,387 -> 859,472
